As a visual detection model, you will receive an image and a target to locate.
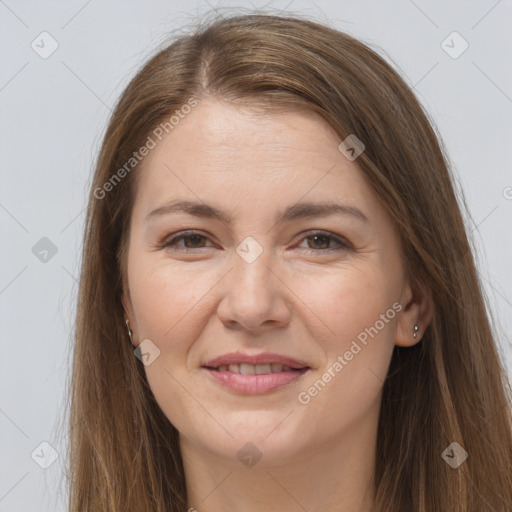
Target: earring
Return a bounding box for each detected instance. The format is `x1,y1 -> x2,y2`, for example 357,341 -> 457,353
413,324 -> 419,338
125,318 -> 133,343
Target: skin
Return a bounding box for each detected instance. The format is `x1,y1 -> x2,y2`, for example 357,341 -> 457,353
122,98 -> 433,512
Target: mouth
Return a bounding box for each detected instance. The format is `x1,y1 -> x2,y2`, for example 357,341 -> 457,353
203,363 -> 310,374
201,361 -> 311,394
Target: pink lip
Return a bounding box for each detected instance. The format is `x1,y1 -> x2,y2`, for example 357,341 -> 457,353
202,352 -> 311,370
204,367 -> 311,394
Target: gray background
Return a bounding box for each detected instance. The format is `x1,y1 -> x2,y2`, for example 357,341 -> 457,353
1,1 -> 511,510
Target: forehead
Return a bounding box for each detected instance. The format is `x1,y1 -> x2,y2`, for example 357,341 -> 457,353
131,98 -> 380,223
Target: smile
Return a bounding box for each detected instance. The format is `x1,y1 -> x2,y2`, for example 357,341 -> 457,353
202,364 -> 311,394
211,363 -> 303,374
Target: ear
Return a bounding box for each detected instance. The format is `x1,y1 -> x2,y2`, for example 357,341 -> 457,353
121,291 -> 138,347
395,275 -> 433,347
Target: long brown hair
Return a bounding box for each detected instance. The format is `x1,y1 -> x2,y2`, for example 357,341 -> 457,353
66,11 -> 512,511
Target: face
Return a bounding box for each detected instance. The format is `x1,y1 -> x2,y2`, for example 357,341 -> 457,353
122,98 -> 421,464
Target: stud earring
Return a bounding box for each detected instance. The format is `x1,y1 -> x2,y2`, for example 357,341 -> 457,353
125,318 -> 133,343
413,324 -> 419,338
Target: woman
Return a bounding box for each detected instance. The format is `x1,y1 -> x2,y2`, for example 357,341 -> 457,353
68,12 -> 512,512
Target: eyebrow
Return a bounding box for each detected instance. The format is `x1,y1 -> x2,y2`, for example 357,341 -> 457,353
145,199 -> 369,225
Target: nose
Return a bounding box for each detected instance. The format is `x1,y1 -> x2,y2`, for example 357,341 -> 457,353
216,248 -> 292,332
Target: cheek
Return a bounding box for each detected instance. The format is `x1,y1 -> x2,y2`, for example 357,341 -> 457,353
129,256 -> 220,345
302,262 -> 398,349
128,259 -> 223,429
298,266 -> 398,407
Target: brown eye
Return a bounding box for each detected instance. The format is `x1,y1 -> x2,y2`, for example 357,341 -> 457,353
298,231 -> 352,252
305,234 -> 331,250
160,230 -> 352,253
178,234 -> 207,249
162,231 -> 213,251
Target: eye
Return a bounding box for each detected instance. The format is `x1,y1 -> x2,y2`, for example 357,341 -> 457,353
161,231 -> 213,251
297,230 -> 352,252
159,230 -> 352,253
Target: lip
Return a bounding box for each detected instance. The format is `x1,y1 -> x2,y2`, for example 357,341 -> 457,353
203,366 -> 311,394
202,352 -> 311,370
201,352 -> 312,395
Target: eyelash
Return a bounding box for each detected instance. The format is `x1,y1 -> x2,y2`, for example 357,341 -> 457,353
159,230 -> 353,254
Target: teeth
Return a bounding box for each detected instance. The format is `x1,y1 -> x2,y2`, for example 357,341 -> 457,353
239,363 -> 255,375
214,363 -> 301,374
255,364 -> 272,374
271,363 -> 284,372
